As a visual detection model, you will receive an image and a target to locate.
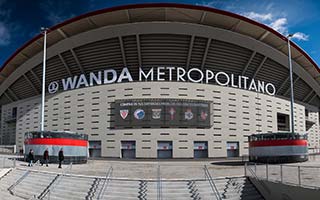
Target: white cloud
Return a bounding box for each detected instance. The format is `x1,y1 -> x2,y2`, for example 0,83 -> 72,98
40,0 -> 75,25
269,18 -> 288,34
197,0 -> 219,8
197,1 -> 310,42
292,32 -> 309,41
47,12 -> 74,25
243,12 -> 273,22
0,22 -> 10,45
0,0 -> 11,46
197,0 -> 235,9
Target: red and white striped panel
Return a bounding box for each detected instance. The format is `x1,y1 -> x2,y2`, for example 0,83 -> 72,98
24,138 -> 88,157
249,140 -> 308,156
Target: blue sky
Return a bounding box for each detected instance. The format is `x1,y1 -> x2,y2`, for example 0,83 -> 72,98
0,0 -> 319,67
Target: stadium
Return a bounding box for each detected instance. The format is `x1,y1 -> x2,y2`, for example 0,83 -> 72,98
0,3 -> 319,159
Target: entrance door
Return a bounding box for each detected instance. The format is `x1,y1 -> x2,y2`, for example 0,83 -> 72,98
194,141 -> 208,158
157,141 -> 173,158
227,142 -> 239,157
121,141 -> 136,158
89,141 -> 101,157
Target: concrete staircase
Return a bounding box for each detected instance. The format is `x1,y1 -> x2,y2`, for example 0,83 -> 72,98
147,181 -> 193,200
91,177 -> 263,200
93,179 -> 141,199
10,170 -> 57,199
0,168 -> 26,200
41,175 -> 96,200
194,177 -> 264,200
0,168 -> 264,200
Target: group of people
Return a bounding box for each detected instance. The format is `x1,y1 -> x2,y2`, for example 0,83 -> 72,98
28,148 -> 64,168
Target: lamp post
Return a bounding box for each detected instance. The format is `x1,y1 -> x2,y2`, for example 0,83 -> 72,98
287,34 -> 295,134
40,27 -> 49,132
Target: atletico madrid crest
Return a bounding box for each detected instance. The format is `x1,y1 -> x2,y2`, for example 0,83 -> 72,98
200,111 -> 208,120
168,107 -> 176,120
120,109 -> 129,119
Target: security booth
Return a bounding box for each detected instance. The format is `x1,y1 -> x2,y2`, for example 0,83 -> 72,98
89,141 -> 101,157
121,141 -> 136,158
194,141 -> 208,158
227,142 -> 239,157
157,141 -> 173,158
24,131 -> 88,164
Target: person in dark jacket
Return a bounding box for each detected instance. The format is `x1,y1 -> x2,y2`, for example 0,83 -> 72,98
43,148 -> 49,167
58,148 -> 64,168
28,149 -> 34,167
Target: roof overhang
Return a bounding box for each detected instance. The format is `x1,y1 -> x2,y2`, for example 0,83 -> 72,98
0,3 -> 319,94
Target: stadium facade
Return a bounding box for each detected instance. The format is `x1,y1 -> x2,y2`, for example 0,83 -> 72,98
0,4 -> 319,158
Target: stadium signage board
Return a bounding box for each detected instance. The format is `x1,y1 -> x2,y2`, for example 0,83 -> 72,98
48,66 -> 276,95
113,99 -> 211,129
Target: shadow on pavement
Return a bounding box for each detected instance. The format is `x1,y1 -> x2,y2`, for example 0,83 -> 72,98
211,161 -> 247,166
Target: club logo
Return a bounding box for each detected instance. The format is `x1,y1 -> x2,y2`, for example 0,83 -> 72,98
185,108 -> 193,120
152,109 -> 161,119
168,107 -> 176,120
120,109 -> 129,119
200,111 -> 208,120
134,109 -> 145,120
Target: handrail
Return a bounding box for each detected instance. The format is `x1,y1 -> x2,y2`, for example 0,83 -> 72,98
0,156 -> 16,168
96,166 -> 113,200
39,162 -> 73,200
34,160 -> 40,171
37,174 -> 59,199
8,170 -> 30,195
157,165 -> 162,200
245,162 -> 320,189
244,162 -> 271,194
204,165 -> 222,200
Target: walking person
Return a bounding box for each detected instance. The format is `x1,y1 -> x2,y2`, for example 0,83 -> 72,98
28,149 -> 34,167
58,148 -> 64,168
43,148 -> 49,167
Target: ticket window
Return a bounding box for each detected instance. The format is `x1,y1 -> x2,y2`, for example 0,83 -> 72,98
227,142 -> 239,157
194,141 -> 208,158
89,141 -> 101,157
121,141 -> 136,158
157,141 -> 173,158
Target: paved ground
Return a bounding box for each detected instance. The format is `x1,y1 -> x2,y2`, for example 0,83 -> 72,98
248,154 -> 320,188
13,158 -> 246,180
2,154 -> 320,184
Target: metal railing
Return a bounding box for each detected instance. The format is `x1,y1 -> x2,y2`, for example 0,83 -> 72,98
244,162 -> 271,194
40,162 -> 73,200
157,165 -> 162,200
0,156 -> 16,168
245,162 -> 320,189
96,166 -> 113,200
34,160 -> 41,171
204,165 -> 222,200
8,170 -> 30,195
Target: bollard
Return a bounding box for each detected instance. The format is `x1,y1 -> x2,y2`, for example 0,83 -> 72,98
266,163 -> 268,180
298,166 -> 301,186
244,162 -> 247,176
280,165 -> 283,183
254,163 -> 257,174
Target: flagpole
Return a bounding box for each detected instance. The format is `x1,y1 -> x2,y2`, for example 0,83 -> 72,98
40,27 -> 48,132
287,34 -> 295,134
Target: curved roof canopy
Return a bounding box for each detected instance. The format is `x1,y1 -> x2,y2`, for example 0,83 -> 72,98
0,3 -> 319,106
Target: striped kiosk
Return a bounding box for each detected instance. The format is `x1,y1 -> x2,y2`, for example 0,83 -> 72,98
248,132 -> 308,163
24,131 -> 88,164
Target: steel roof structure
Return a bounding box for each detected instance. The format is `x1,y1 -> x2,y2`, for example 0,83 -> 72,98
0,3 -> 319,106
